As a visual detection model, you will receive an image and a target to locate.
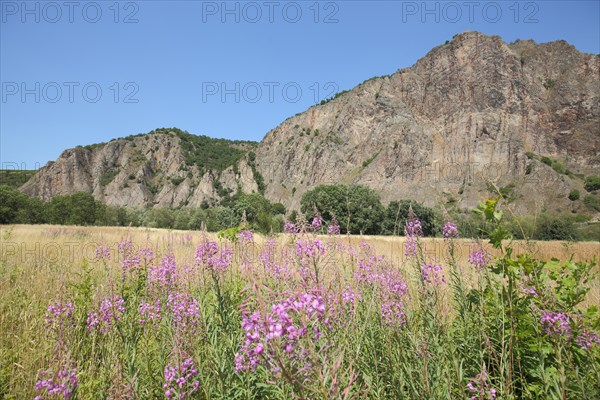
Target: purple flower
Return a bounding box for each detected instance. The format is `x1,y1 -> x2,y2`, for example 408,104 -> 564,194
166,293 -> 202,333
148,254 -> 178,290
466,380 -> 497,400
421,264 -> 446,286
311,215 -> 322,231
45,301 -> 75,331
522,286 -> 538,296
235,291 -> 328,373
404,218 -> 423,237
327,222 -> 341,235
163,357 -> 199,399
540,311 -> 572,337
139,300 -> 162,325
35,364 -> 78,399
195,241 -> 232,272
284,221 -> 297,234
139,247 -> 155,266
442,221 -> 459,239
122,255 -> 141,277
237,230 -> 253,242
87,295 -> 125,334
295,238 -> 325,260
118,239 -> 135,257
468,249 -> 491,269
403,218 -> 422,257
576,330 -> 600,350
381,301 -> 406,329
94,244 -> 111,261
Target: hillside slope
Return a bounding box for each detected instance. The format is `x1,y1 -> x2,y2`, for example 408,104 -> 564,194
21,129 -> 261,208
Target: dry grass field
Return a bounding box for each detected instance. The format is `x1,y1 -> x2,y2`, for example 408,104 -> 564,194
1,224 -> 598,399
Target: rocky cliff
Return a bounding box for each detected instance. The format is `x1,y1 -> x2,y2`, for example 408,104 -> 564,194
21,129 -> 260,208
20,32 -> 600,215
256,31 -> 599,213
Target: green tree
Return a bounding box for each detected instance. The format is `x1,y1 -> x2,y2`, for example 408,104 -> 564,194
535,214 -> 579,241
381,200 -> 439,236
67,192 -> 98,225
0,185 -> 45,224
301,184 -> 384,234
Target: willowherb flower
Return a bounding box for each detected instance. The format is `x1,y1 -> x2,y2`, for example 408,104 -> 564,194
87,295 -> 125,334
327,221 -> 341,235
118,239 -> 135,257
163,357 -> 199,399
139,300 -> 162,326
381,301 -> 406,329
404,217 -> 423,238
195,241 -> 232,272
468,249 -> 491,270
237,229 -> 253,242
45,301 -> 75,331
442,221 -> 459,239
420,264 -> 446,286
324,286 -> 362,327
466,380 -> 497,400
94,244 -> 111,261
139,247 -> 155,266
107,380 -> 135,400
148,254 -> 178,290
235,291 -> 328,373
540,311 -> 572,338
34,364 -> 78,400
404,238 -> 418,257
354,257 -> 408,299
166,293 -> 202,333
576,330 -> 600,350
259,240 -> 291,280
311,214 -> 323,231
284,221 -> 297,234
121,255 -> 141,277
295,238 -> 325,260
403,217 -> 422,257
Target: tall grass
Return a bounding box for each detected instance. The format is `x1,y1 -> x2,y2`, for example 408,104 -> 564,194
0,202 -> 598,399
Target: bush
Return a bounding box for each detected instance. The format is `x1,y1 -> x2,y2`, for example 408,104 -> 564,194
535,214 -> 579,241
568,189 -> 580,201
584,175 -> 600,192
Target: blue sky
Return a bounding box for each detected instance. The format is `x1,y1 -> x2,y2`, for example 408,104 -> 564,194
1,0 -> 599,168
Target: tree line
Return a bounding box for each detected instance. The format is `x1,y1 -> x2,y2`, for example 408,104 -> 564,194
0,184 -> 596,241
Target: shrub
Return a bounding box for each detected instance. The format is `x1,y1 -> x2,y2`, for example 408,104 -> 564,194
536,214 -> 579,241
568,189 -> 580,201
584,175 -> 600,192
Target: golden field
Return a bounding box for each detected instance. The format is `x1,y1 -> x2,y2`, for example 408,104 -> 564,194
1,223 -> 598,308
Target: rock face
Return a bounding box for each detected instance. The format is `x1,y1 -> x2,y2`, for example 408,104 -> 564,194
21,32 -> 600,214
256,31 -> 599,213
21,130 -> 260,208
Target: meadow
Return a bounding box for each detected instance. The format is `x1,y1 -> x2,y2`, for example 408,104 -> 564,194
1,202 -> 599,399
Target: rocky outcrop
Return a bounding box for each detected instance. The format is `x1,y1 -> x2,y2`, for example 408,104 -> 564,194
255,31 -> 599,213
21,131 -> 260,208
20,32 -> 599,214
